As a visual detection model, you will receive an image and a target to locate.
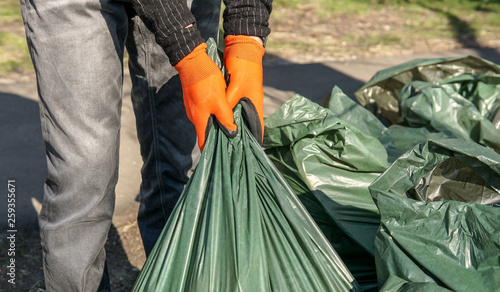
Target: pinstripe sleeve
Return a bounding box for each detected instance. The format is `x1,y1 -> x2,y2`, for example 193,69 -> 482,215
132,0 -> 205,66
131,0 -> 273,66
223,0 -> 273,39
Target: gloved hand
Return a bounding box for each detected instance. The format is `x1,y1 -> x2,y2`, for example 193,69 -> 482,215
224,35 -> 265,144
175,43 -> 237,151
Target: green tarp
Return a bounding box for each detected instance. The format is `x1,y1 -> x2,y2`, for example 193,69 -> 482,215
132,40 -> 360,292
354,56 -> 500,153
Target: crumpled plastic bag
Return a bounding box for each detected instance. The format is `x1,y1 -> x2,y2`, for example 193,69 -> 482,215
354,55 -> 500,124
132,39 -> 360,292
353,56 -> 500,153
369,139 -> 500,291
262,55 -> 500,292
322,86 -> 401,161
390,75 -> 500,152
133,105 -> 360,291
263,93 -> 392,291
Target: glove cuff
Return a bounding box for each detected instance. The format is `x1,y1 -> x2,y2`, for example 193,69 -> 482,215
224,35 -> 265,64
175,43 -> 221,88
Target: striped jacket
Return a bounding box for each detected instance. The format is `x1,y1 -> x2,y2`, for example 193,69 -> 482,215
132,0 -> 272,65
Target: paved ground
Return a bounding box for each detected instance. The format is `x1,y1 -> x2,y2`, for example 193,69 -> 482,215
1,46 -> 499,290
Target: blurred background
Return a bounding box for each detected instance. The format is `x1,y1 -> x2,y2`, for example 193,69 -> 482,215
0,0 -> 499,291
2,0 -> 500,78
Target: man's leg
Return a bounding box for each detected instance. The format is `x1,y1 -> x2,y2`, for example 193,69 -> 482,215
125,0 -> 222,256
20,0 -> 128,290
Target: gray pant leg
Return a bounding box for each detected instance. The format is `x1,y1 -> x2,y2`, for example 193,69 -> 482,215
126,0 -> 222,256
20,0 -> 128,290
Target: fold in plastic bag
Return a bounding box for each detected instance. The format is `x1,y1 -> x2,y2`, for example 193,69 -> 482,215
132,40 -> 359,292
354,56 -> 500,124
395,77 -> 500,151
263,93 -> 391,291
408,156 -> 500,204
369,139 -> 500,291
439,74 -> 500,121
322,86 -> 401,162
133,104 -> 360,291
353,56 -> 500,152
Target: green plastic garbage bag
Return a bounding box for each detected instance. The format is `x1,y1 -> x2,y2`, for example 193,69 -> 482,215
323,86 -> 401,162
132,105 -> 360,291
354,56 -> 500,153
440,74 -> 500,121
369,139 -> 500,291
377,275 -> 452,292
132,38 -> 360,291
391,76 -> 500,152
263,93 -> 392,291
354,55 -> 500,124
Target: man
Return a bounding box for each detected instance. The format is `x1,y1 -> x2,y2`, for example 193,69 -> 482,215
20,0 -> 271,290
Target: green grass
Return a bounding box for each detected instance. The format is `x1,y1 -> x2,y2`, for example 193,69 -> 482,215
0,0 -> 23,23
269,0 -> 500,60
1,0 -> 500,74
0,32 -> 32,73
396,1 -> 500,42
0,0 -> 32,74
341,32 -> 403,48
273,0 -> 302,8
273,0 -> 500,33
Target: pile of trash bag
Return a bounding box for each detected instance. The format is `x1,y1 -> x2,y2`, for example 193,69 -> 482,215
370,139 -> 500,291
354,56 -> 500,124
133,39 -> 499,291
263,56 -> 500,291
355,56 -> 500,152
263,93 -> 389,291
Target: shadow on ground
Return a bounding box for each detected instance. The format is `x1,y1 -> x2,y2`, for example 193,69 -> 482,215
0,92 -> 139,291
415,1 -> 500,64
262,54 -> 366,118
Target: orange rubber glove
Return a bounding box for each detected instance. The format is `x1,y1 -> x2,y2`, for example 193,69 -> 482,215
175,43 -> 237,151
224,35 -> 265,144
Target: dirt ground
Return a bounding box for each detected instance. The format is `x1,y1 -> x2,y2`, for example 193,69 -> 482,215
265,4 -> 500,64
1,5 -> 499,292
4,5 -> 500,79
0,223 -> 142,291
